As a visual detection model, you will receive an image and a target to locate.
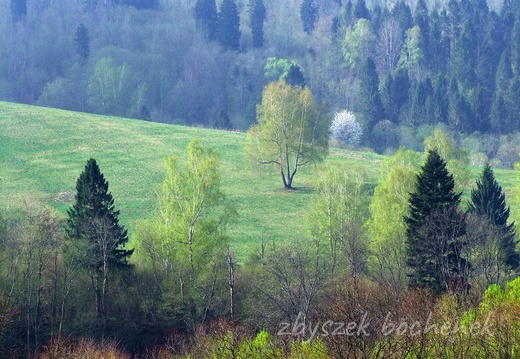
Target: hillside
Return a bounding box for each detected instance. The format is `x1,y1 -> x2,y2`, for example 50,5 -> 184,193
1,102 -> 518,259
0,101 -> 388,259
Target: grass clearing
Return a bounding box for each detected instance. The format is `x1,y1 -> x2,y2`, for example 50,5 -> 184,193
1,101 -> 518,261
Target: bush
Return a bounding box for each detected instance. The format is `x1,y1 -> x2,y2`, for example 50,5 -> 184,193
330,110 -> 362,148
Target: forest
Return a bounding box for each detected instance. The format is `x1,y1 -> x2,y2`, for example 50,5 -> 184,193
3,0 -> 520,357
2,0 -> 520,166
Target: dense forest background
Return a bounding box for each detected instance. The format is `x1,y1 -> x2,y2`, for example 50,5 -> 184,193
3,0 -> 520,166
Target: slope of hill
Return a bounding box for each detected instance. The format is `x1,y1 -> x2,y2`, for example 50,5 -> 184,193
1,102 -> 518,259
0,101 -> 388,259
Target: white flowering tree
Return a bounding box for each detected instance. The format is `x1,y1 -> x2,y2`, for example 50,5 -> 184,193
331,110 -> 362,147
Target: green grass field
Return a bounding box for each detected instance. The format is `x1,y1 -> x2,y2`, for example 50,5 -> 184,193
1,101 -> 518,261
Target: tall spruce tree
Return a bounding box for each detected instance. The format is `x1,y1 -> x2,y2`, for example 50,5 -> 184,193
217,0 -> 241,51
405,149 -> 468,294
249,0 -> 266,48
284,64 -> 306,87
468,163 -> 520,270
358,57 -> 385,137
67,158 -> 133,269
354,0 -> 370,20
300,0 -> 318,34
74,23 -> 90,64
195,0 -> 218,40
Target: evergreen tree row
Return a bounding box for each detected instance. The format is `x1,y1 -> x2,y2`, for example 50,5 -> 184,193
406,149 -> 519,294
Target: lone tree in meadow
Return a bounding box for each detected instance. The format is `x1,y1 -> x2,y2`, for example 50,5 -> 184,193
66,158 -> 133,318
246,81 -> 329,189
468,163 -> 520,271
405,149 -> 469,294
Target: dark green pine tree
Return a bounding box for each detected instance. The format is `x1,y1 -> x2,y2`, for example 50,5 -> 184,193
67,158 -> 133,269
284,64 -> 306,88
391,1 -> 413,35
491,50 -> 513,133
300,0 -> 318,35
74,23 -> 90,64
358,57 -> 385,136
413,0 -> 429,58
511,17 -> 520,76
249,0 -> 266,48
405,149 -> 467,294
10,0 -> 27,23
217,0 -> 241,51
195,0 -> 218,40
469,163 -> 520,270
354,0 -> 370,20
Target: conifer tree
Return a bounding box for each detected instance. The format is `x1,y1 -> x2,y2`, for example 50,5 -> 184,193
217,0 -> 241,51
405,149 -> 468,294
74,23 -> 90,64
300,0 -> 318,35
284,64 -> 306,87
249,0 -> 266,48
195,0 -> 218,40
67,158 -> 133,269
469,163 -> 520,270
354,0 -> 370,20
358,57 -> 385,136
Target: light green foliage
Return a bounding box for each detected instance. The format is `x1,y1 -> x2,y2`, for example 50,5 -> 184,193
246,81 -> 329,189
424,129 -> 470,194
289,339 -> 330,358
366,148 -> 421,291
308,163 -> 370,276
342,19 -> 375,71
397,25 -> 424,78
239,330 -> 283,358
159,139 -> 234,270
88,56 -> 130,116
264,57 -> 293,81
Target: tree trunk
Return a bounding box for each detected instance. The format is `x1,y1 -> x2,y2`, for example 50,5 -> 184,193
227,249 -> 235,320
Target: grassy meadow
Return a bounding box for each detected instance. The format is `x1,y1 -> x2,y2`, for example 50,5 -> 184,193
1,101 -> 518,261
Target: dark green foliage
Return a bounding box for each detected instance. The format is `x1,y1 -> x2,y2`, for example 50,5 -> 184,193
380,70 -> 409,124
214,108 -> 232,129
74,24 -> 90,64
10,0 -> 26,23
66,158 -> 133,269
195,0 -> 218,40
511,18 -> 520,76
405,149 -> 467,294
391,1 -> 412,34
217,0 -> 241,51
249,0 -> 266,48
468,163 -> 520,270
284,64 -> 306,87
300,0 -> 318,34
354,0 -> 370,20
357,58 -> 385,136
413,0 -> 429,57
409,77 -> 433,125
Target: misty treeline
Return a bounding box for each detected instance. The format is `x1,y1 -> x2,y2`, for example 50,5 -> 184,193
3,0 -> 520,166
2,134 -> 520,358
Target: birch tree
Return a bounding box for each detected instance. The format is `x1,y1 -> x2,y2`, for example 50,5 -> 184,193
246,81 -> 329,189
